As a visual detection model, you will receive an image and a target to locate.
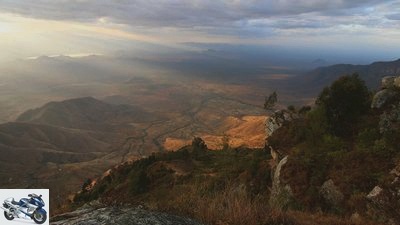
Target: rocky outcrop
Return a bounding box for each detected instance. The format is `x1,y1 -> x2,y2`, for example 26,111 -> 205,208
265,109 -> 299,161
269,156 -> 293,209
381,76 -> 397,89
320,179 -> 344,209
363,75 -> 400,223
371,89 -> 397,109
265,110 -> 298,138
372,76 -> 400,134
366,162 -> 400,224
371,75 -> 400,109
51,202 -> 204,225
379,102 -> 400,134
266,110 -> 298,209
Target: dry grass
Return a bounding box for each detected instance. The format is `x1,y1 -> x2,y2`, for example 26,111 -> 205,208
151,181 -> 383,225
155,182 -> 272,225
163,115 -> 267,151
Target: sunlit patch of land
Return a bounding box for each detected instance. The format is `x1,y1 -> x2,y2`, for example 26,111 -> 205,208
164,115 -> 267,151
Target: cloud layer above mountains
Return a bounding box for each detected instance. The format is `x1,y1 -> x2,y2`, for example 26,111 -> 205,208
0,1 -> 397,29
0,1 -> 399,62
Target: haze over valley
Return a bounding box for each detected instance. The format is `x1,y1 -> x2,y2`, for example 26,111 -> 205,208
2,49 -> 400,210
1,1 -> 400,224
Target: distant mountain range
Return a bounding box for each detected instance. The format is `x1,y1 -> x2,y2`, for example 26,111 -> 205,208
295,58 -> 400,95
0,97 -> 162,209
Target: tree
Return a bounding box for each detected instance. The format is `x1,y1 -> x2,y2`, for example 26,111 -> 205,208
81,178 -> 92,192
221,133 -> 230,150
192,137 -> 207,152
264,91 -> 278,112
316,74 -> 371,137
130,170 -> 149,195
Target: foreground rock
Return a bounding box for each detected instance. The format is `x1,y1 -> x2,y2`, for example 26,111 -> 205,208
51,202 -> 204,225
371,75 -> 400,109
320,179 -> 344,210
265,110 -> 299,209
269,155 -> 293,209
366,162 -> 400,224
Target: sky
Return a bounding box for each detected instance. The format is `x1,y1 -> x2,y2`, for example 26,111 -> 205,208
0,0 -> 399,64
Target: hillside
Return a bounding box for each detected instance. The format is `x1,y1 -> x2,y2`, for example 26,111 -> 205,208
0,97 -> 160,209
295,58 -> 400,96
65,138 -> 383,225
266,74 -> 400,224
16,97 -> 158,130
0,121 -> 124,210
0,122 -> 113,180
64,142 -> 274,224
58,74 -> 400,225
0,95 -> 267,212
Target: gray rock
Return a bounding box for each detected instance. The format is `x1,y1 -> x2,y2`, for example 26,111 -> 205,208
266,110 -> 298,210
378,103 -> 400,133
381,76 -> 396,89
265,110 -> 298,138
269,156 -> 293,209
320,179 -> 344,208
371,89 -> 397,109
366,163 -> 400,223
371,75 -> 400,109
265,110 -> 299,161
367,186 -> 383,200
51,204 -> 204,225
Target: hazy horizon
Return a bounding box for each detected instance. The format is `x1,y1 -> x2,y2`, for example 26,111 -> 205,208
0,1 -> 399,65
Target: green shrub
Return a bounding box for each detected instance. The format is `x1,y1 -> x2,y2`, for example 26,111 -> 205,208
316,74 -> 371,137
129,170 -> 149,195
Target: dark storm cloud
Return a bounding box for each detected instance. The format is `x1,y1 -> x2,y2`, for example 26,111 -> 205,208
0,0 -> 394,28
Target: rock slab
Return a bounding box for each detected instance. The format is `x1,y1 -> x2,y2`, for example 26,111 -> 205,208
51,204 -> 204,225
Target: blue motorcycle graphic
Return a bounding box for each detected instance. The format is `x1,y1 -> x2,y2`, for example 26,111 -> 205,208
1,193 -> 47,224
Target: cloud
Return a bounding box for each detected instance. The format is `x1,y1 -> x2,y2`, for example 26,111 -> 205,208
0,0 -> 399,55
386,13 -> 400,20
0,0 -> 394,28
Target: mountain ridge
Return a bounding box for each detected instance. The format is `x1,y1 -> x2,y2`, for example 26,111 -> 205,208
16,96 -> 158,130
295,58 -> 400,96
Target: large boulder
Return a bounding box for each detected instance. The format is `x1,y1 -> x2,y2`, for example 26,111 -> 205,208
265,109 -> 299,161
366,163 -> 400,224
381,76 -> 397,89
371,89 -> 397,109
320,179 -> 344,209
371,75 -> 400,109
378,102 -> 400,134
266,110 -> 299,210
265,110 -> 298,138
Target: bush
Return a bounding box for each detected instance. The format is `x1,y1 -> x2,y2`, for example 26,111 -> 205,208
316,74 -> 371,137
129,170 -> 149,195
